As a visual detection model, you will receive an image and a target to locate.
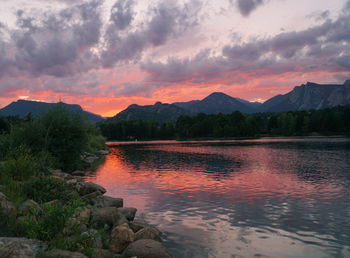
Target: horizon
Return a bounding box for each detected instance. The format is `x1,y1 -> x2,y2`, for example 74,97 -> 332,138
1,78 -> 349,117
1,0 -> 350,116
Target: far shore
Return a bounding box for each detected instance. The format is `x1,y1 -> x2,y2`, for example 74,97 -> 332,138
106,135 -> 350,146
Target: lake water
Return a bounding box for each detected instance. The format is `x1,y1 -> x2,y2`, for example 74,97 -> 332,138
85,137 -> 350,258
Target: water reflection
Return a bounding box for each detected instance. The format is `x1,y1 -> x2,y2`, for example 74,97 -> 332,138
86,138 -> 350,258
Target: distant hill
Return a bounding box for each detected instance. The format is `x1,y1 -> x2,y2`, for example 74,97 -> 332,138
261,80 -> 350,112
173,92 -> 258,114
107,80 -> 350,123
0,100 -> 104,123
108,102 -> 190,123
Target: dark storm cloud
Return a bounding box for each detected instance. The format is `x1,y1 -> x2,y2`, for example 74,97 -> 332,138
101,1 -> 201,67
141,5 -> 350,84
232,0 -> 267,17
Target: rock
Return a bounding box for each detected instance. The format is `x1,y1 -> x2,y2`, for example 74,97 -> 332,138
82,154 -> 99,165
81,191 -> 104,203
75,206 -> 92,224
0,192 -> 6,201
92,195 -> 123,208
109,224 -> 135,253
92,248 -> 115,258
48,168 -> 63,174
97,150 -> 110,155
63,217 -> 88,236
80,229 -> 103,249
122,239 -> 172,258
76,182 -> 106,196
117,207 -> 137,221
43,199 -> 61,207
0,194 -> 17,218
63,207 -> 91,235
44,249 -> 88,258
50,175 -> 66,183
134,226 -> 162,242
72,170 -> 86,176
0,237 -> 47,258
51,171 -> 74,180
128,219 -> 151,233
91,207 -> 127,228
18,200 -> 42,215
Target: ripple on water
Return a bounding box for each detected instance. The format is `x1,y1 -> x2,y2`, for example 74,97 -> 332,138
87,138 -> 350,258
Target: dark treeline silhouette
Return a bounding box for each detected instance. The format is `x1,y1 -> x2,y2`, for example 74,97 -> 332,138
100,105 -> 350,140
100,120 -> 175,140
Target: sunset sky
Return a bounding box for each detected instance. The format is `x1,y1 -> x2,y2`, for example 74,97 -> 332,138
0,0 -> 349,116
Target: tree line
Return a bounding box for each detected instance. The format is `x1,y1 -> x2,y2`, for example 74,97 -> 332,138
99,105 -> 350,140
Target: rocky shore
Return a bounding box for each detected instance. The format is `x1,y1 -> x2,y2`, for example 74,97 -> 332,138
0,151 -> 172,258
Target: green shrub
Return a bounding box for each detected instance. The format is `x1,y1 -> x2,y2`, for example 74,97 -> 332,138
22,176 -> 79,203
40,106 -> 89,171
12,200 -> 85,241
2,146 -> 40,181
87,134 -> 106,153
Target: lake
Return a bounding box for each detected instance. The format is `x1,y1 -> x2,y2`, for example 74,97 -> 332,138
85,137 -> 350,258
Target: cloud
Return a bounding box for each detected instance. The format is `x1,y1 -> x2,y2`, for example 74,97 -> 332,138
232,0 -> 267,17
336,55 -> 350,69
101,0 -> 201,67
141,7 -> 350,85
1,0 -> 103,78
110,0 -> 135,30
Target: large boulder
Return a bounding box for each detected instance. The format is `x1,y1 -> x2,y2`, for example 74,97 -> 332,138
92,196 -> 123,208
134,226 -> 162,242
109,224 -> 135,253
128,219 -> 151,233
0,237 -> 47,258
81,191 -> 104,203
91,248 -> 115,258
75,182 -> 106,196
117,207 -> 137,221
18,200 -> 42,215
91,207 -> 127,228
44,249 -> 87,258
122,239 -> 172,258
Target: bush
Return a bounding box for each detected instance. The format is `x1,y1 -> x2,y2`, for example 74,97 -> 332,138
23,176 -> 79,204
10,200 -> 85,241
2,146 -> 40,181
40,106 -> 89,171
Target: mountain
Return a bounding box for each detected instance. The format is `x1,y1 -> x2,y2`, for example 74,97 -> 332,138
174,92 -> 257,114
0,100 -> 104,123
109,102 -> 190,123
173,100 -> 200,110
261,80 -> 350,112
98,79 -> 350,123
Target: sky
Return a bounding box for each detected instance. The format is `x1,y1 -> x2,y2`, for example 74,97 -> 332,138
0,0 -> 349,116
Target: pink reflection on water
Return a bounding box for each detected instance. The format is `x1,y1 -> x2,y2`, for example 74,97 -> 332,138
85,142 -> 345,211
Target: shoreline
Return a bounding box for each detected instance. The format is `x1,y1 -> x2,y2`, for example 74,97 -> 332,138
0,150 -> 172,258
105,135 -> 350,146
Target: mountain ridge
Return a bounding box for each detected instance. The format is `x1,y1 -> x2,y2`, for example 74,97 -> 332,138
109,80 -> 350,122
1,80 -> 349,123
0,100 -> 104,123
